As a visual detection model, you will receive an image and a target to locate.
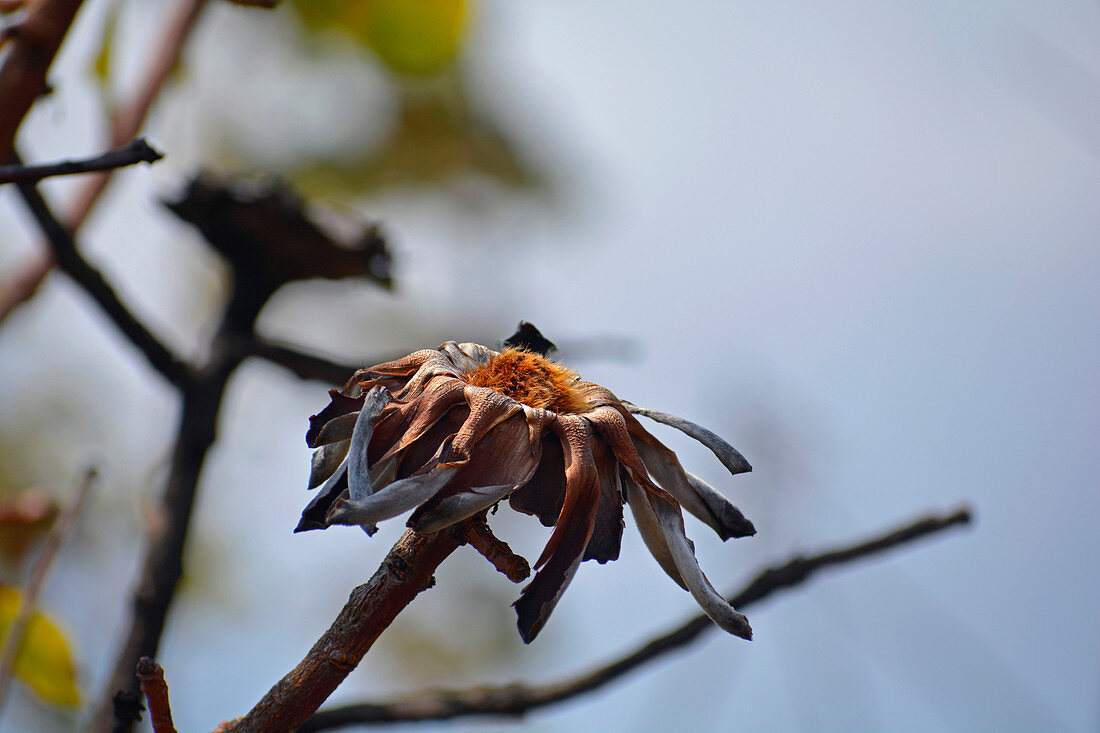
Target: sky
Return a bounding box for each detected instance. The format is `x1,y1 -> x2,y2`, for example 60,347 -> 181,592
0,1 -> 1098,731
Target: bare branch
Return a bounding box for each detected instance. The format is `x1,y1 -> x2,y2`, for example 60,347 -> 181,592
0,468 -> 97,711
239,337 -> 390,385
9,163 -> 191,386
222,527 -> 466,733
301,506 -> 972,730
136,658 -> 178,733
0,138 -> 163,185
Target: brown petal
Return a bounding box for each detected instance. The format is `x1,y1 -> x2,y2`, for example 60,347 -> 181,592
306,390 -> 364,448
514,415 -> 600,643
439,341 -> 496,372
509,433 -> 566,527
314,413 -> 359,445
409,414 -> 540,532
392,353 -> 464,400
582,434 -> 625,564
625,402 -> 752,475
584,405 -> 677,505
448,385 -> 523,460
685,471 -> 755,538
363,349 -> 437,377
376,376 -> 467,463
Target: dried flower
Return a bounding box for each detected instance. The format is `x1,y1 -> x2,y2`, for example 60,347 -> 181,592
299,336 -> 755,642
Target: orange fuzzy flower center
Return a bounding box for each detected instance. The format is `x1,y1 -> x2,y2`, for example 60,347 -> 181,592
464,348 -> 590,414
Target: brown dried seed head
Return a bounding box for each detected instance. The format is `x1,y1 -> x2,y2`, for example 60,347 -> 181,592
464,348 -> 589,414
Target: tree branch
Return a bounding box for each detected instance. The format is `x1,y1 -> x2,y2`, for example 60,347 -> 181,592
222,527 -> 466,733
0,138 -> 163,185
136,657 -> 178,733
0,0 -> 86,163
9,162 -> 190,386
237,337 -> 384,385
0,0 -> 208,324
300,506 -> 973,730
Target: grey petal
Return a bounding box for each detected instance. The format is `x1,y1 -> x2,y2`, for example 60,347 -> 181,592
650,495 -> 752,640
631,436 -> 741,540
625,476 -> 687,590
685,471 -> 756,538
410,484 -> 515,533
309,439 -> 350,489
347,386 -> 392,502
326,463 -> 459,528
625,403 -> 752,475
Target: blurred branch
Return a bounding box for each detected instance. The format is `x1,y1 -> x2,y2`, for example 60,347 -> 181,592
301,506 -> 972,730
0,467 -> 97,711
238,338 -> 378,385
136,658 -> 178,733
0,0 -> 85,162
0,0 -> 208,324
9,157 -> 190,386
0,138 -> 162,185
221,527 -> 466,733
95,174 -> 391,733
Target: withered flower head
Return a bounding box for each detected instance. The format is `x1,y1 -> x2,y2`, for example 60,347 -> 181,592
300,337 -> 756,642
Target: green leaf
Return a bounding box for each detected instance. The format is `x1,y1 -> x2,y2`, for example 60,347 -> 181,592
0,585 -> 80,709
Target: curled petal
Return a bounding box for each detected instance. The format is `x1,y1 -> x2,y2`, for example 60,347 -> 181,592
449,386 -> 523,459
306,390 -> 364,448
314,412 -> 358,445
327,461 -> 461,528
308,439 -> 350,489
514,415 -> 600,643
347,386 -> 393,502
509,434 -> 566,527
648,493 -> 752,640
625,402 -> 752,475
439,341 -> 495,373
362,349 -> 437,377
628,420 -> 748,541
410,415 -> 542,532
585,405 -> 676,505
376,377 -> 467,463
296,462 -> 359,533
393,354 -> 463,400
583,434 -> 625,564
411,484 -> 516,533
624,474 -> 686,589
685,471 -> 755,538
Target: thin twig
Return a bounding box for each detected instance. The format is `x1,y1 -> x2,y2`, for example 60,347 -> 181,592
9,161 -> 191,386
301,506 -> 973,730
0,138 -> 162,185
0,467 -> 97,711
136,657 -> 178,733
461,516 -> 530,583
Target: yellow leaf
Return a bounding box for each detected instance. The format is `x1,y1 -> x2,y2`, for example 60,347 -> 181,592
0,585 -> 80,709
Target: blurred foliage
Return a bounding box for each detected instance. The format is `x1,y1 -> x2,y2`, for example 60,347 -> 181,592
291,0 -> 469,76
289,79 -> 540,199
0,585 -> 80,709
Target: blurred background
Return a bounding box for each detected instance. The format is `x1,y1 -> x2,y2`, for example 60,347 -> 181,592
0,0 -> 1097,730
